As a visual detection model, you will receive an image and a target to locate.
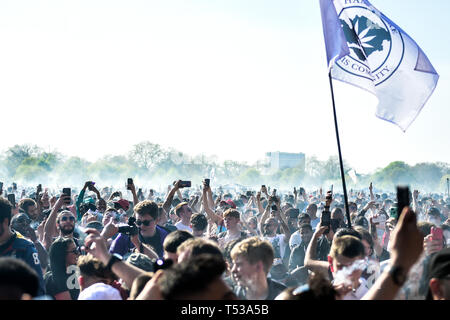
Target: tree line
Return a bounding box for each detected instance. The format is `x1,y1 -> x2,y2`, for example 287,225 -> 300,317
0,142 -> 449,193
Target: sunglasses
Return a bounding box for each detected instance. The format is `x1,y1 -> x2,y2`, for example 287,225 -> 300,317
136,219 -> 155,227
61,216 -> 75,222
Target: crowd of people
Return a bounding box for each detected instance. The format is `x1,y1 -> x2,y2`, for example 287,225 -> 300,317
0,179 -> 449,300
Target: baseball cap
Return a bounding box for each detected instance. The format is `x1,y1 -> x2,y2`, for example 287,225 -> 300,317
174,202 -> 189,216
85,221 -> 103,232
126,252 -> 154,272
426,247 -> 450,300
226,199 -> 236,209
114,199 -> 129,211
83,197 -> 96,205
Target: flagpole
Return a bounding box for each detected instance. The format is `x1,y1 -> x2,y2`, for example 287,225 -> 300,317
328,71 -> 352,228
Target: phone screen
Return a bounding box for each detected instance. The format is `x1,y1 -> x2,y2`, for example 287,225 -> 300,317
62,188 -> 71,204
320,211 -> 331,234
180,181 -> 191,188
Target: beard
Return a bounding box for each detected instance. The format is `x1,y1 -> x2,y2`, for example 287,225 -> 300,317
60,225 -> 74,236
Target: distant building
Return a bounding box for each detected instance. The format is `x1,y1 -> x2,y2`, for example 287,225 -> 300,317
265,152 -> 305,171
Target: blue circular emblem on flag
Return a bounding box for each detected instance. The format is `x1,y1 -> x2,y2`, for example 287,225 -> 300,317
335,5 -> 405,86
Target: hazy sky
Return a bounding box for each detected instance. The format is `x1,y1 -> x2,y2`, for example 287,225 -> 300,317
0,0 -> 448,174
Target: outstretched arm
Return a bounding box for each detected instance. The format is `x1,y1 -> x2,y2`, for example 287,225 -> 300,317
43,195 -> 69,250
304,226 -> 330,275
275,199 -> 291,243
76,182 -> 90,221
84,228 -> 145,290
127,180 -> 139,208
202,184 -> 222,225
259,198 -> 272,235
162,181 -> 181,214
362,207 -> 423,300
256,192 -> 264,216
369,182 -> 375,201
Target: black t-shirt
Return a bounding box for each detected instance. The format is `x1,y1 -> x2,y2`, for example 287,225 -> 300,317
161,223 -> 178,233
235,278 -> 287,300
288,242 -> 308,271
139,229 -> 163,258
316,236 -> 331,261
266,278 -> 288,300
44,271 -> 79,300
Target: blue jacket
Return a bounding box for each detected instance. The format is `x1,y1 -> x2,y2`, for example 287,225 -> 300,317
0,231 -> 46,296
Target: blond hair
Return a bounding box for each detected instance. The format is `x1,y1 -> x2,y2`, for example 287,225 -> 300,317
230,237 -> 274,274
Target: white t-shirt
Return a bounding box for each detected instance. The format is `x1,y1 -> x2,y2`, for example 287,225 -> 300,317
78,283 -> 122,300
289,231 -> 302,250
218,231 -> 244,249
310,218 -> 320,231
264,234 -> 287,260
175,221 -> 193,233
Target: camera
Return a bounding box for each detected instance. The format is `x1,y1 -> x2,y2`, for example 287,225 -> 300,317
118,216 -> 139,236
153,258 -> 174,272
204,178 -> 210,187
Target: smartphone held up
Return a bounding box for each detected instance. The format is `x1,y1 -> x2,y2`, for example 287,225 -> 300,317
179,181 -> 191,188
396,186 -> 410,222
62,188 -> 71,205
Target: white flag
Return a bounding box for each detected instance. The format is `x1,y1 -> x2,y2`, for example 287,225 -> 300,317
319,0 -> 439,131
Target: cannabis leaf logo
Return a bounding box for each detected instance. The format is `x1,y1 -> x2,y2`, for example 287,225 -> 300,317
340,15 -> 391,61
